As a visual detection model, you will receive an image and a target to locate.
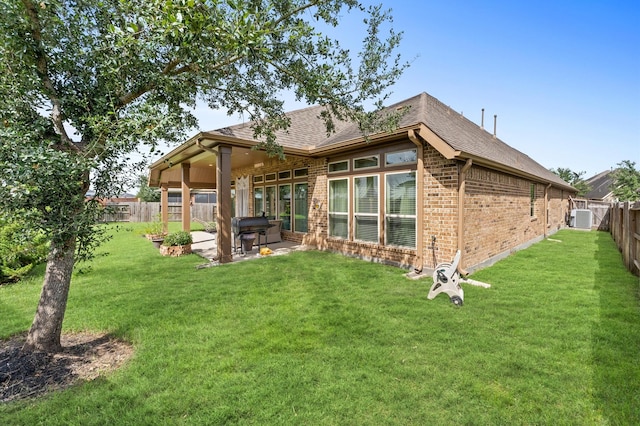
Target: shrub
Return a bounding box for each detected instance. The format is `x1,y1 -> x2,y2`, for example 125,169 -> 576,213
162,231 -> 193,246
0,218 -> 49,283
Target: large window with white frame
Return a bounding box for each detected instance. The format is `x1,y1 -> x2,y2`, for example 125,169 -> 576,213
264,185 -> 276,219
253,169 -> 309,232
354,175 -> 379,243
254,187 -> 264,216
294,182 -> 308,233
328,178 -> 349,238
279,184 -> 292,231
385,171 -> 416,248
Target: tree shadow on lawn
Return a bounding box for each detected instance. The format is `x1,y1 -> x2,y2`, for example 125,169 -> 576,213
592,231 -> 640,423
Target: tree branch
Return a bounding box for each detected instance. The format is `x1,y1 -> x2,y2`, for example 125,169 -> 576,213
21,0 -> 78,152
117,54 -> 243,108
272,0 -> 320,28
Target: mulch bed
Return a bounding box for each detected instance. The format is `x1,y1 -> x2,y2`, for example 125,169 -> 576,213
1,332 -> 133,403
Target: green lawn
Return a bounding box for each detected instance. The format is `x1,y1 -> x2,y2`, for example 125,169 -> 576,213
1,227 -> 639,425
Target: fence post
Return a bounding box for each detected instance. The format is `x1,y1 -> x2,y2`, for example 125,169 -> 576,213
631,202 -> 639,275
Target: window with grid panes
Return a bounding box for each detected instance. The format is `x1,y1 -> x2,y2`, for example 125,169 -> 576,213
385,172 -> 416,248
328,179 -> 349,238
354,175 -> 378,242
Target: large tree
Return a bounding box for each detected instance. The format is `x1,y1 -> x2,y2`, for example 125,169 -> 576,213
550,167 -> 591,197
611,160 -> 640,201
0,0 -> 407,352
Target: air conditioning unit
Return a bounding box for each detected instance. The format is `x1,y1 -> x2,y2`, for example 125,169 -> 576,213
570,209 -> 592,229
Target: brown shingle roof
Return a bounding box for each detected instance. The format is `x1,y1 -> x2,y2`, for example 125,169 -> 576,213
208,105 -> 354,150
206,92 -> 573,190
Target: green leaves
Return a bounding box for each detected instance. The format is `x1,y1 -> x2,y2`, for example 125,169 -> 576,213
611,160 -> 640,201
1,0 -> 409,256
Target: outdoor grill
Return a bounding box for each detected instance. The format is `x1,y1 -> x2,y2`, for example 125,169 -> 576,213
231,216 -> 273,254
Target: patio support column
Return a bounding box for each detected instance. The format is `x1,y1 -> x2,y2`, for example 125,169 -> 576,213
408,129 -> 424,273
181,163 -> 191,232
160,184 -> 169,234
216,145 -> 233,263
457,159 -> 473,275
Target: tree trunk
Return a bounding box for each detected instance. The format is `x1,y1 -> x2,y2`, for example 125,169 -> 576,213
22,237 -> 76,353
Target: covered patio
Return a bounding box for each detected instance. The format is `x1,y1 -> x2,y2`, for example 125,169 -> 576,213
148,132 -> 310,264
190,231 -> 306,265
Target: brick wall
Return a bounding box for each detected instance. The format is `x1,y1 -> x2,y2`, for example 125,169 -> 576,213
422,145 -> 459,268
462,165 -> 569,270
229,145 -> 572,272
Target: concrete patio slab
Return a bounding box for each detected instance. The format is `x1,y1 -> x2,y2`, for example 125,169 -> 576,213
190,231 -> 306,265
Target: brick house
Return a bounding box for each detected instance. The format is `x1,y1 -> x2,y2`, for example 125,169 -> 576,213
148,92 -> 576,272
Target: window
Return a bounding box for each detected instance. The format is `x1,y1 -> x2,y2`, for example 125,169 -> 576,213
294,168 -> 309,178
385,149 -> 417,166
230,189 -> 236,218
279,184 -> 292,231
385,172 -> 416,248
264,186 -> 276,219
328,179 -> 349,238
254,187 -> 264,216
328,160 -> 349,173
168,192 -> 181,203
354,155 -> 379,170
265,173 -> 276,182
530,183 -> 536,217
278,170 -> 291,180
194,192 -> 216,204
253,175 -> 264,184
294,183 -> 308,233
354,175 -> 379,242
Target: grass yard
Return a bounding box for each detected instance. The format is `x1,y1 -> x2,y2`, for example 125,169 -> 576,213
1,226 -> 639,424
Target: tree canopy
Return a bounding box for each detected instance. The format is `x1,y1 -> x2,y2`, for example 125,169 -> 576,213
611,160 -> 640,201
0,0 -> 408,352
550,167 -> 590,197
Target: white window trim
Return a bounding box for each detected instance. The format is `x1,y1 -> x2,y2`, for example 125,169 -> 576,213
293,182 -> 308,233
278,170 -> 292,180
353,154 -> 380,171
385,148 -> 418,166
384,171 -> 417,249
328,159 -> 350,174
328,177 -> 350,239
353,174 -> 380,244
294,167 -> 309,178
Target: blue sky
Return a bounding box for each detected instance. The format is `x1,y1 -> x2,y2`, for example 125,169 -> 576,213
188,0 -> 639,179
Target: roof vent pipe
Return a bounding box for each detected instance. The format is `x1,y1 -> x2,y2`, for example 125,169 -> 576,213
481,108 -> 485,129
493,114 -> 497,138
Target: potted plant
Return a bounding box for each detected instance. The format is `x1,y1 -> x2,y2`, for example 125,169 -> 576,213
160,231 -> 193,257
144,214 -> 167,248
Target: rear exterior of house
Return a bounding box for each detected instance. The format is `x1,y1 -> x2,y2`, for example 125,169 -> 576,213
149,92 -> 576,272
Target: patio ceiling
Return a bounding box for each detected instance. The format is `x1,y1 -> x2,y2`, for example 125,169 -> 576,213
148,134 -> 275,189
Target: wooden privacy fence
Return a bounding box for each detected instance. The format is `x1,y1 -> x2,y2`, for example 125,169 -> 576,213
610,201 -> 640,276
570,198 -> 612,231
101,202 -> 217,223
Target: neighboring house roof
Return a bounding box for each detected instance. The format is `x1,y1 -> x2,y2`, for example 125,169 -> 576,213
585,170 -> 615,200
205,92 -> 573,190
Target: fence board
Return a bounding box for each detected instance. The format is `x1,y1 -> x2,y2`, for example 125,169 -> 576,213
100,202 -> 217,223
610,201 -> 640,276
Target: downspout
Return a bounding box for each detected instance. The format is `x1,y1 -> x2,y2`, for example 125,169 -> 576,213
408,129 -> 424,273
458,159 -> 473,275
544,183 -> 552,237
